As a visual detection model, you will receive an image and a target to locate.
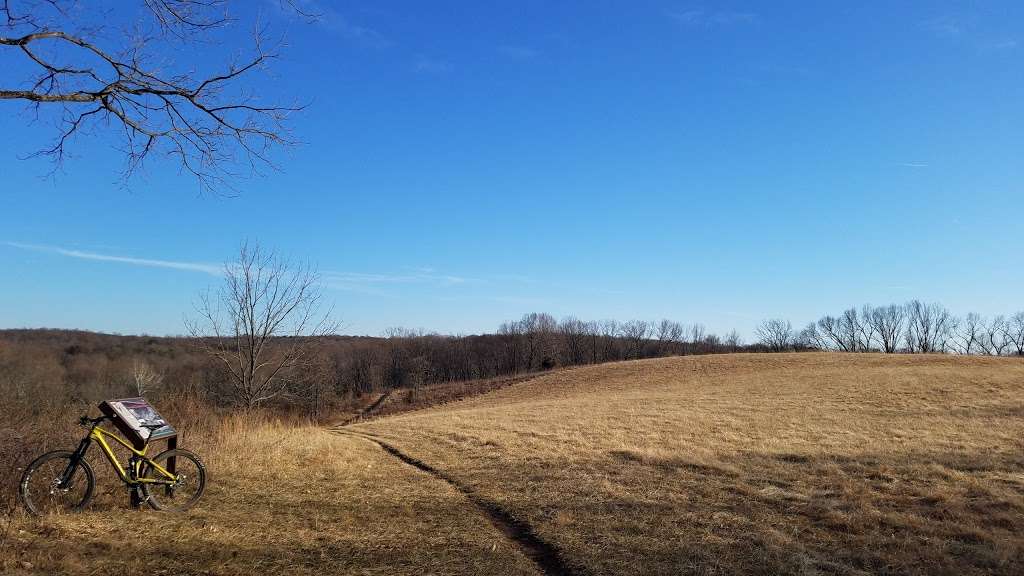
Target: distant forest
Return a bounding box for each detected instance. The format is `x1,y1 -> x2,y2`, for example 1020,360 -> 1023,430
0,313 -> 751,418
1,301 -> 1021,418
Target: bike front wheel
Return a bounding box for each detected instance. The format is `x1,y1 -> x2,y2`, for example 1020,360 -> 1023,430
140,449 -> 206,512
19,450 -> 95,516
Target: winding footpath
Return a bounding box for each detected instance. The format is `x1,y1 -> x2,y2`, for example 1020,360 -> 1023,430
332,427 -> 582,576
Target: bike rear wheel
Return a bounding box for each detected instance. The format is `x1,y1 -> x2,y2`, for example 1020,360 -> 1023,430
140,449 -> 206,512
19,450 -> 95,516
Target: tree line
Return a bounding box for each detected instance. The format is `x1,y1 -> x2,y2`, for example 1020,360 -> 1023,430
756,301 -> 1024,356
2,302 -> 1021,420
0,314 -> 750,418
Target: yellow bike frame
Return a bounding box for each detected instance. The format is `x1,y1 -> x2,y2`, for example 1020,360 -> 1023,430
89,426 -> 176,485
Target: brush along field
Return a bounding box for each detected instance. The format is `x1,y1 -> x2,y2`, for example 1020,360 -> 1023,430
352,353 -> 1024,575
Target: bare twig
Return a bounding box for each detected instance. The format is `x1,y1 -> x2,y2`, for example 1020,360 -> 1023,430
0,0 -> 301,193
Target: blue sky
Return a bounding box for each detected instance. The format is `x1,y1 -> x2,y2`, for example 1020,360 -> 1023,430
1,1 -> 1022,337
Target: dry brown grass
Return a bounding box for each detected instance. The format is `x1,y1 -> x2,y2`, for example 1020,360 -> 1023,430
4,353 -> 1023,575
1,412 -> 537,575
352,353 -> 1024,575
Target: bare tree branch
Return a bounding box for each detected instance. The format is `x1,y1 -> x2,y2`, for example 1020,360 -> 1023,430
0,0 -> 302,193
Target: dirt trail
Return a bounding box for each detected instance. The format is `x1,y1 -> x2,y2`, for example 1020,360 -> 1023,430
333,429 -> 581,576
336,390 -> 392,426
346,372 -> 548,425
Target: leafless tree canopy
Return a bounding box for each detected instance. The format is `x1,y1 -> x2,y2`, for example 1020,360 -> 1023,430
0,0 -> 301,192
187,242 -> 335,408
1007,313 -> 1024,356
870,304 -> 906,354
756,319 -> 793,352
724,329 -> 743,351
620,319 -> 651,359
791,300 -> 1024,356
904,300 -> 954,354
131,358 -> 162,396
952,312 -> 984,355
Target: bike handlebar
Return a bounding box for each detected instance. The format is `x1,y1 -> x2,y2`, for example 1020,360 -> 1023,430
79,415 -> 108,427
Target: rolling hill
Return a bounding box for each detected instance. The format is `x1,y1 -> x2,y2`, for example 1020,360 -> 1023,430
6,353 -> 1023,575
347,353 -> 1024,575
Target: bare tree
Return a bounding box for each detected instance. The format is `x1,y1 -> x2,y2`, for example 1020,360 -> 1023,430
856,305 -> 878,351
382,327 -> 425,339
982,315 -> 1009,356
187,241 -> 335,409
869,304 -> 906,353
724,329 -> 742,352
343,348 -> 379,396
1005,312 -> 1024,356
497,319 -> 525,373
293,349 -> 335,418
703,332 -> 721,348
560,316 -> 588,365
905,300 -> 954,353
620,320 -> 651,359
756,319 -> 792,352
655,319 -> 683,355
799,322 -> 826,350
952,313 -> 984,355
0,0 -> 303,192
597,319 -> 621,362
840,308 -> 864,351
131,359 -> 162,396
583,320 -> 602,364
520,312 -> 557,370
687,323 -> 706,346
817,314 -> 852,351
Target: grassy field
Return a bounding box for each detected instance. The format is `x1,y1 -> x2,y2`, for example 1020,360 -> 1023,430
4,353 -> 1024,575
350,353 -> 1024,575
2,416 -> 537,575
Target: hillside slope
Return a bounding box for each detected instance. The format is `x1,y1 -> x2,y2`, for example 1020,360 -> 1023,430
352,353 -> 1024,575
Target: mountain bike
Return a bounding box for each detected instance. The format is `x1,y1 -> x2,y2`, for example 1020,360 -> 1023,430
18,415 -> 206,515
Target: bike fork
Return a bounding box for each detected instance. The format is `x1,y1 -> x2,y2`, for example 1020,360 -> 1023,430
59,437 -> 91,488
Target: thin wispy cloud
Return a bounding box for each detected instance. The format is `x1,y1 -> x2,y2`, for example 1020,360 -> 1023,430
5,241 -> 488,295
896,162 -> 929,168
3,242 -> 222,275
490,273 -> 539,285
321,270 -> 480,290
436,295 -> 551,307
921,16 -> 963,39
669,9 -> 757,28
498,45 -> 540,59
321,14 -> 390,48
979,39 -> 1018,52
271,0 -> 390,48
413,55 -> 453,74
920,14 -> 1016,54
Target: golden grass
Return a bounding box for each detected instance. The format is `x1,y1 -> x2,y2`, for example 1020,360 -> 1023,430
4,353 -> 1023,575
352,353 -> 1024,575
2,415 -> 537,575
